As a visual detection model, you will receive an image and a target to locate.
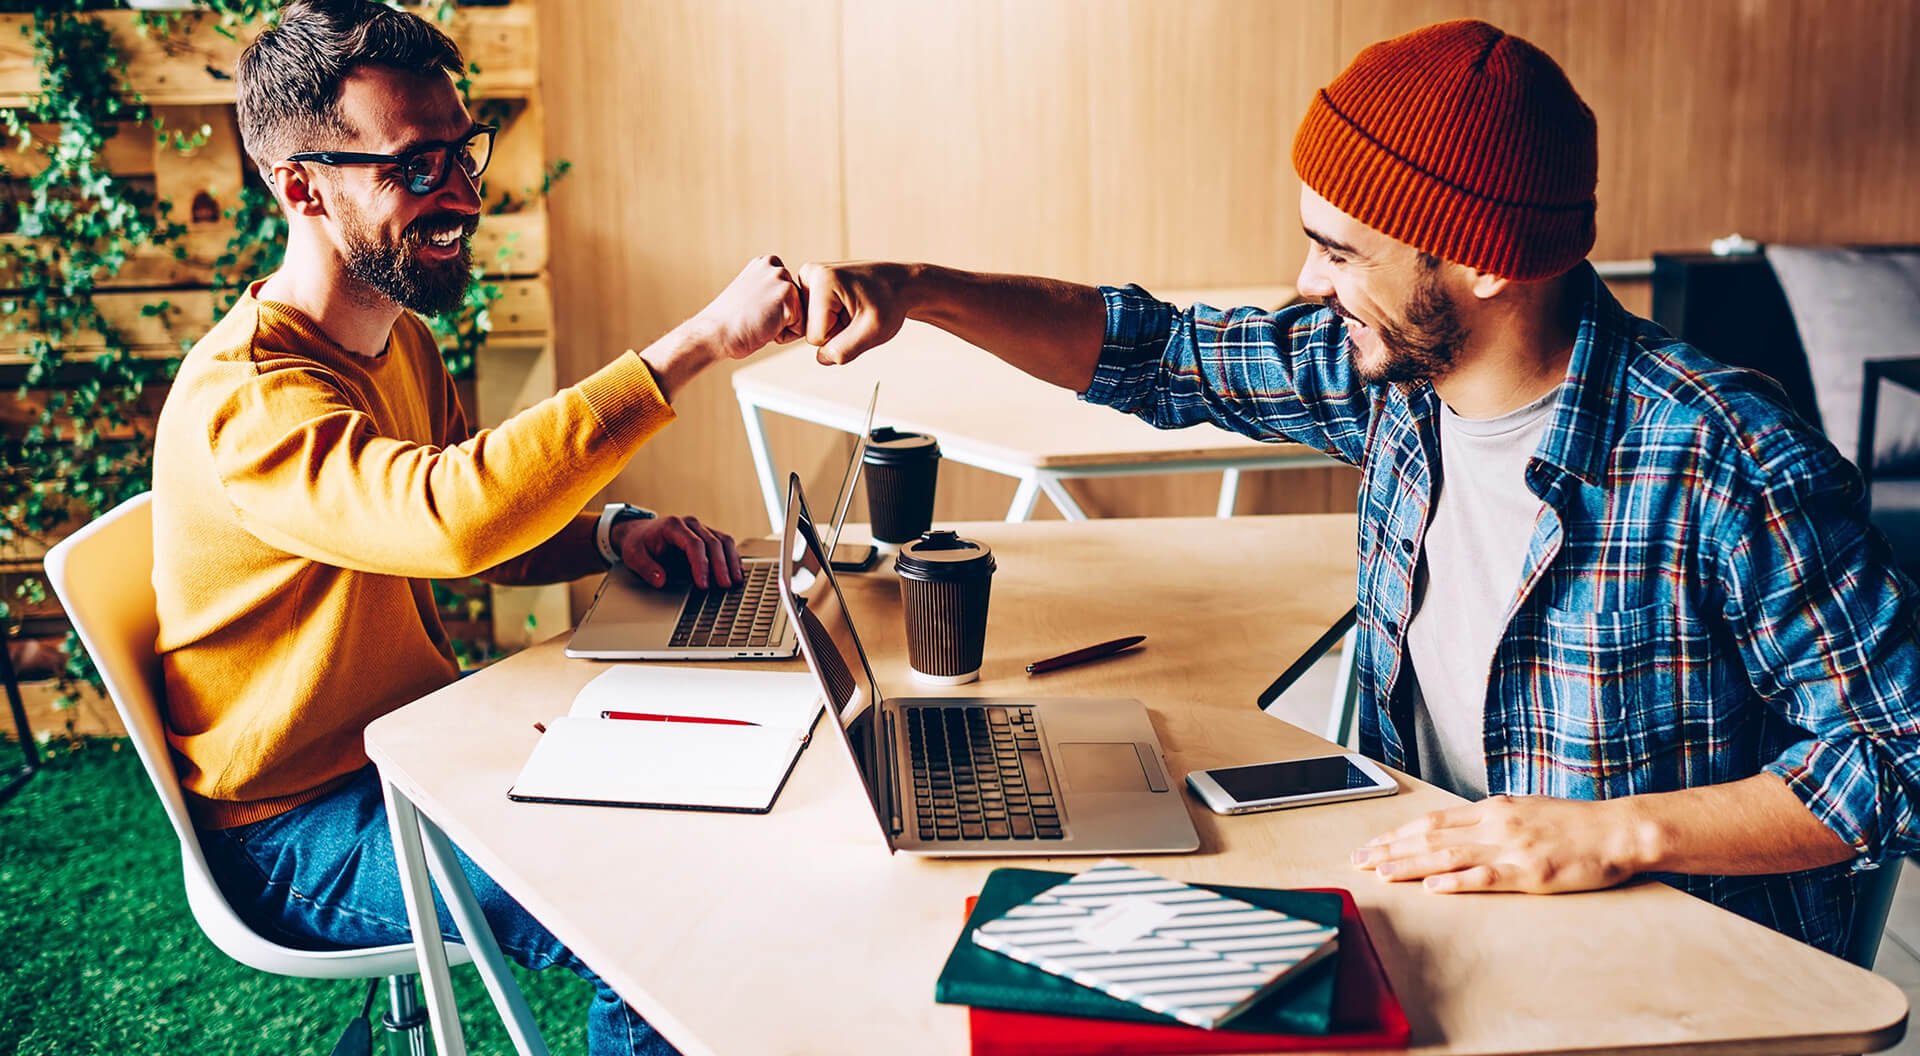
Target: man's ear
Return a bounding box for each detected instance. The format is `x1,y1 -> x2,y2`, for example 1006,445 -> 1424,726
270,162 -> 328,219
1466,267 -> 1511,302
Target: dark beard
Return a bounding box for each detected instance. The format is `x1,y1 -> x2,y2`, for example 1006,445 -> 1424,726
1335,267 -> 1469,385
339,207 -> 475,317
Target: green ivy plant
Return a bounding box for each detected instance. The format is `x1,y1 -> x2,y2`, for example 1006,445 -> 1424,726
0,0 -> 563,727
0,7 -> 184,715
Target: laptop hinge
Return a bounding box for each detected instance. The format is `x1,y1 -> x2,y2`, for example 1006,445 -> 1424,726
882,710 -> 904,836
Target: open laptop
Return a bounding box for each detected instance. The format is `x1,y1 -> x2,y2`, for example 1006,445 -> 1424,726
777,473 -> 1199,856
566,386 -> 879,661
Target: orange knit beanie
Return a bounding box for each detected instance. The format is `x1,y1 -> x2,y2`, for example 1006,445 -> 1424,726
1292,19 -> 1597,281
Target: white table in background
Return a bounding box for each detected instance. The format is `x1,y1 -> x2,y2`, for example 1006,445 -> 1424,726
730,286 -> 1334,531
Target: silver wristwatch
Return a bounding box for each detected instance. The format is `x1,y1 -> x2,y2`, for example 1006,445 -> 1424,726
595,502 -> 656,565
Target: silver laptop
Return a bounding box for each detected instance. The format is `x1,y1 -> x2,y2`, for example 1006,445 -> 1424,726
566,387 -> 878,661
777,474 -> 1199,857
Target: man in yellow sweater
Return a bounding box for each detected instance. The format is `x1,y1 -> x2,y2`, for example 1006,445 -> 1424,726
150,3 -> 787,1052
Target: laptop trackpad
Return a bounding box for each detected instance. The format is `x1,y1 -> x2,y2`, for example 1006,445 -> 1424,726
1057,742 -> 1149,793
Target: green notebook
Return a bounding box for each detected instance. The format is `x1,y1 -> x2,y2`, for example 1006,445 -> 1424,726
935,867 -> 1342,1035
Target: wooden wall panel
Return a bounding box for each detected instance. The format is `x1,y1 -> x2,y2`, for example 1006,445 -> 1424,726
1081,1 -> 1335,289
841,0 -> 1093,279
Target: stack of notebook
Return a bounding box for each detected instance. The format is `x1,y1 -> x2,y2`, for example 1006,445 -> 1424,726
936,864 -> 1410,1056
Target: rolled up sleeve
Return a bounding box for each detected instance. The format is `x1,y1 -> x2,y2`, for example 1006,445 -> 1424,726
1080,284 -> 1373,465
1721,444 -> 1920,866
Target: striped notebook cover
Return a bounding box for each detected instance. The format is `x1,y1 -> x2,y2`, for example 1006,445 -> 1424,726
971,860 -> 1340,1030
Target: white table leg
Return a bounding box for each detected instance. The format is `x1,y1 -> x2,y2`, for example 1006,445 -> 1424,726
1216,468 -> 1242,518
382,779 -> 468,1056
415,811 -> 551,1056
1037,474 -> 1089,521
1324,624 -> 1361,747
737,393 -> 784,535
1006,477 -> 1042,521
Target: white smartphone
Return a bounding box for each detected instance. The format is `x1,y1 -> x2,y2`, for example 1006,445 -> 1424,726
1185,753 -> 1398,815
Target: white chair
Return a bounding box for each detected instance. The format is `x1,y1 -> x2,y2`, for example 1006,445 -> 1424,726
44,492 -> 469,1054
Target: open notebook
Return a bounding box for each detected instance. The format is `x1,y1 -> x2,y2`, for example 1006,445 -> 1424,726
508,666 -> 824,813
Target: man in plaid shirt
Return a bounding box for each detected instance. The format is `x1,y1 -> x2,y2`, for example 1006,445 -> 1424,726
792,19 -> 1920,957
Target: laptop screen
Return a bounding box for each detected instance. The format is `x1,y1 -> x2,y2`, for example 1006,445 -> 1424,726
781,474 -> 884,729
779,474 -> 895,833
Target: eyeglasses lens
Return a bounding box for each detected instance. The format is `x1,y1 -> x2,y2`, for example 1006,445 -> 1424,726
404,130 -> 495,195
462,129 -> 494,181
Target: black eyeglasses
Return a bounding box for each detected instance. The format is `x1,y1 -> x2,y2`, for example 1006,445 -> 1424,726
287,124 -> 496,196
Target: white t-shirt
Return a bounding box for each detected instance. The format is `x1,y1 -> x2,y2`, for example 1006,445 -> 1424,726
1405,387 -> 1557,800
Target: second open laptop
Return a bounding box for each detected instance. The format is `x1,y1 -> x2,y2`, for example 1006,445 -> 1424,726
776,473 -> 1199,856
566,386 -> 878,661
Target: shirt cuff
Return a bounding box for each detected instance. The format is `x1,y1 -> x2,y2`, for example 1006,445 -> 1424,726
1080,284 -> 1176,408
575,351 -> 677,451
1764,741 -> 1882,870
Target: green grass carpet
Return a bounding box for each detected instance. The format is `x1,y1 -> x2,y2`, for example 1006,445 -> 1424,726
0,740 -> 590,1055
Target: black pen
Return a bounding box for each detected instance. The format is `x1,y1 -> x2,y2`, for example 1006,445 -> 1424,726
1026,635 -> 1147,675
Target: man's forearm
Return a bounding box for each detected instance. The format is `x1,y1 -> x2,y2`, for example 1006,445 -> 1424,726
1625,773 -> 1858,876
477,512 -> 603,586
637,320 -> 726,404
905,265 -> 1109,392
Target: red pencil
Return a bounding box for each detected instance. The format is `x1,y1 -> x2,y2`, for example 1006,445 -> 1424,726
600,710 -> 759,727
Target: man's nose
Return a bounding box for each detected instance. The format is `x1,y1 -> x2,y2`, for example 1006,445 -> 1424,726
437,163 -> 482,214
1295,254 -> 1333,300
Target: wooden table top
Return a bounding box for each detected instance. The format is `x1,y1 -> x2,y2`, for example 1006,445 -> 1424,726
365,516 -> 1907,1056
731,285 -> 1330,471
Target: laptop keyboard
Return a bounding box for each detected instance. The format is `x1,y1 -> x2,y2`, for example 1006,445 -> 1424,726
907,705 -> 1063,841
669,564 -> 785,649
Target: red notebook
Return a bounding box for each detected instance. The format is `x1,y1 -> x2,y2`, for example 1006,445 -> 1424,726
964,888 -> 1410,1056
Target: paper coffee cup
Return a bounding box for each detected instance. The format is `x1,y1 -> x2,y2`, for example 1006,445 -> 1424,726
894,530 -> 994,685
864,428 -> 940,545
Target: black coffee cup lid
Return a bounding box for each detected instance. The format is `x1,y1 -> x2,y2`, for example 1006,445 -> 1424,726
864,427 -> 940,465
894,529 -> 995,580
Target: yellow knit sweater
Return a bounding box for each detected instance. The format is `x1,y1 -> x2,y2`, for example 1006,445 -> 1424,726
151,282 -> 674,828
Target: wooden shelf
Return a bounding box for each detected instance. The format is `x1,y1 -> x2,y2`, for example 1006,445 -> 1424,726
0,274 -> 551,363
0,209 -> 548,291
0,7 -> 537,107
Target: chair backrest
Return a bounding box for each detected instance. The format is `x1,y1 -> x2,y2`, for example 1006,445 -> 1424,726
43,492 -> 446,978
1849,862 -> 1905,970
41,494 -> 202,850
1649,251 -> 1826,429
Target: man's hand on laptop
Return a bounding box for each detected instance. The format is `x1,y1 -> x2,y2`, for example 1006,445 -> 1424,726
611,515 -> 743,591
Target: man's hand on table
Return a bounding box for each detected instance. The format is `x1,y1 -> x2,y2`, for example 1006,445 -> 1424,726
1353,794 -> 1651,894
611,515 -> 744,591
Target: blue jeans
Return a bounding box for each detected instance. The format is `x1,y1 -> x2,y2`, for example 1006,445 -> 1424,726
199,766 -> 677,1056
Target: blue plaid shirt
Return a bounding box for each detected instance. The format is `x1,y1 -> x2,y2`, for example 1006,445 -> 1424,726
1083,265 -> 1920,955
